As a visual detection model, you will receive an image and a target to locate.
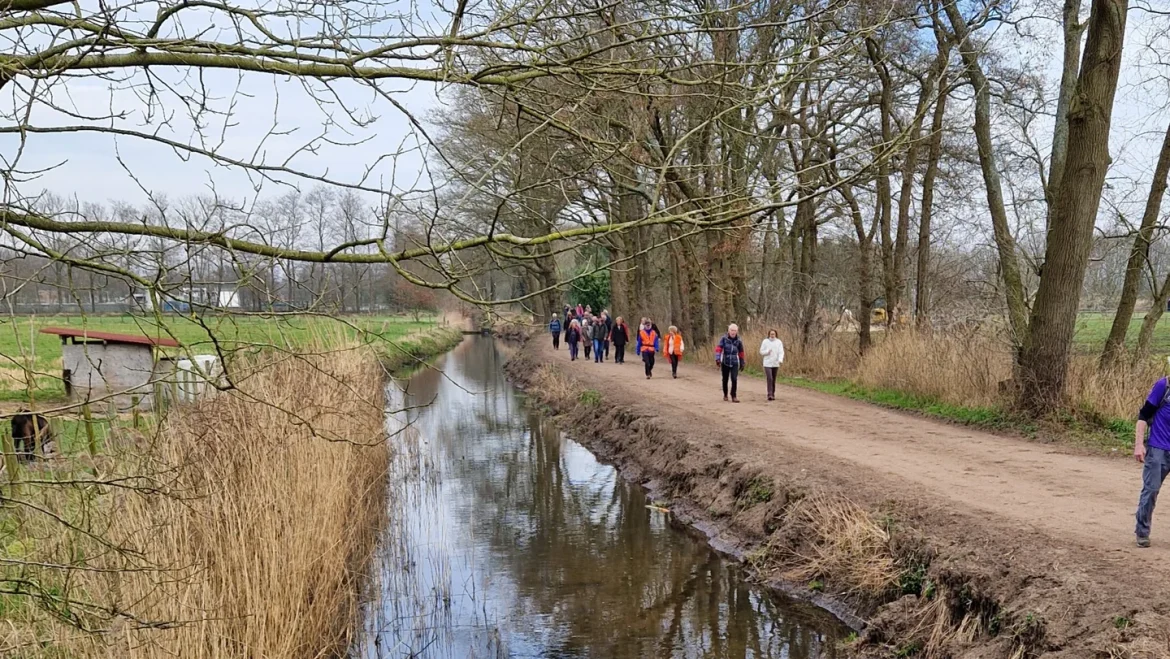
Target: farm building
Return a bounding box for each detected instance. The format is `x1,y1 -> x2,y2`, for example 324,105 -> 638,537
40,327 -> 181,411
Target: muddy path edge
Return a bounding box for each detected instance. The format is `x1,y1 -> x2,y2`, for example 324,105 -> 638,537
500,335 -> 1168,659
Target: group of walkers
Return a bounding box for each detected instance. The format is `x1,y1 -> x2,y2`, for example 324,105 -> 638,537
549,304 -> 785,402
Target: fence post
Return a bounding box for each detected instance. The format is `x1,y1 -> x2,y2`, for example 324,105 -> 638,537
131,396 -> 140,428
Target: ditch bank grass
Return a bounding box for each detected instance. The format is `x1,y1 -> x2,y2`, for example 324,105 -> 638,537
0,326 -> 463,657
505,352 -> 1149,659
377,325 -> 464,374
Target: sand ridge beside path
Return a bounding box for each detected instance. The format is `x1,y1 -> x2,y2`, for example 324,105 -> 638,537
542,340 -> 1159,559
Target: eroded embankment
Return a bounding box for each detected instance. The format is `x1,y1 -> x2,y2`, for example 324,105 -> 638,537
505,348 -> 1167,659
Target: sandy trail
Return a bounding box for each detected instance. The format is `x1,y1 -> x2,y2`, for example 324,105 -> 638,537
537,340 -> 1163,563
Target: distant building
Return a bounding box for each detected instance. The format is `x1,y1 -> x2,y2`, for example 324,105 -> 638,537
40,327 -> 180,411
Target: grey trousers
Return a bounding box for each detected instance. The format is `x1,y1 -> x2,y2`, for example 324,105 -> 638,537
1137,446 -> 1170,538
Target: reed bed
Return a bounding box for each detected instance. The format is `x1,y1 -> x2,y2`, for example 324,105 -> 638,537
1,340 -> 390,658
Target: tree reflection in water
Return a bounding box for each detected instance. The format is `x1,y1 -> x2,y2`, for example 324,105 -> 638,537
356,337 -> 845,658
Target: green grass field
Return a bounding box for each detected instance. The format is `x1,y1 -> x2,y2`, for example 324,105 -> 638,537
0,313 -> 437,402
1073,311 -> 1170,354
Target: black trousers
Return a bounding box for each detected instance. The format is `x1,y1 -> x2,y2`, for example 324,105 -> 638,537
603,340 -> 610,359
552,333 -> 560,350
721,363 -> 739,398
584,342 -> 591,358
669,354 -> 679,376
643,351 -> 655,376
765,367 -> 778,398
614,343 -> 626,363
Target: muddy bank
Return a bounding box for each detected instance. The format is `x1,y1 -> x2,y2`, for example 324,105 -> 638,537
504,347 -> 1169,659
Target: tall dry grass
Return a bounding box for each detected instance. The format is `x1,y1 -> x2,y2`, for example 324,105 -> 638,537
705,323 -> 1158,423
2,342 -> 390,658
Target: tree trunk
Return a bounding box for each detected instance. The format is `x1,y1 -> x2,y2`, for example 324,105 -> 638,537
1100,118 -> 1170,368
867,38 -> 896,326
1048,0 -> 1087,214
839,177 -> 877,354
796,196 -> 819,347
608,231 -> 631,317
916,72 -> 949,330
943,1 -> 1031,354
684,237 -> 706,342
1018,0 -> 1129,411
1134,275 -> 1170,363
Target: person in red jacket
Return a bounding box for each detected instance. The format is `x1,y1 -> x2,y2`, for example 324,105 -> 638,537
634,318 -> 660,379
663,326 -> 685,378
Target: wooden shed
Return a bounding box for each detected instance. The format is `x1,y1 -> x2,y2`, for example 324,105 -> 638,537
40,327 -> 180,411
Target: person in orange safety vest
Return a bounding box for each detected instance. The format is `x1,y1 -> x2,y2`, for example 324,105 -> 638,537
634,318 -> 660,379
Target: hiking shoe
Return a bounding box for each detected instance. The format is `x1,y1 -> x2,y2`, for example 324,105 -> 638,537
1138,536 -> 1151,548
732,397 -> 740,403
723,395 -> 729,402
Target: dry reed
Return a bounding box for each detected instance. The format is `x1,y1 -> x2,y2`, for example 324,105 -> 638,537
704,323 -> 1156,425
1,341 -> 390,658
781,495 -> 899,598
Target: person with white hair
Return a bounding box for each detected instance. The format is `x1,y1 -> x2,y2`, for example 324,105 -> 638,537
714,323 -> 746,402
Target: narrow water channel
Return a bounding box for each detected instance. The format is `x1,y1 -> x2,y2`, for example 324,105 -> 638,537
356,337 -> 846,658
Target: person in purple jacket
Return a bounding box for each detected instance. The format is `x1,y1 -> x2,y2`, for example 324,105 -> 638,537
1136,372 -> 1170,548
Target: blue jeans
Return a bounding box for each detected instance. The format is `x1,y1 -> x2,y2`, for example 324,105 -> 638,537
593,339 -> 604,362
1137,446 -> 1170,538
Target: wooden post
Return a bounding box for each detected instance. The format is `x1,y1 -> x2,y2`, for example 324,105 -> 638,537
131,396 -> 140,428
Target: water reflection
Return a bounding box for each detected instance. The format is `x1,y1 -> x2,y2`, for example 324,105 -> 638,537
358,337 -> 844,658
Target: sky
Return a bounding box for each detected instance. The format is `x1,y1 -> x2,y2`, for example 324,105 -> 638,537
0,0 -> 451,211
4,1 -> 1170,228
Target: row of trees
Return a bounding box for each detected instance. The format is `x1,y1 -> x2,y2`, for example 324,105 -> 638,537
0,0 -> 1168,410
1,192 -> 439,314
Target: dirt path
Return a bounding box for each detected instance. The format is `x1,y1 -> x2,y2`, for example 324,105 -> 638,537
537,341 -> 1160,562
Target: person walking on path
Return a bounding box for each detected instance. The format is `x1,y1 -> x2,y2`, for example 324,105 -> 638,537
663,326 -> 685,378
566,320 -> 582,361
1135,373 -> 1170,547
576,303 -> 584,318
636,319 -> 660,379
549,316 -> 562,350
563,306 -> 573,342
582,315 -> 593,360
759,329 -> 785,401
714,324 -> 746,402
602,311 -> 613,361
591,316 -> 608,364
611,317 -> 630,364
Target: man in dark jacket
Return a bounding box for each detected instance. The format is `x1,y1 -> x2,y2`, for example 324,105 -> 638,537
563,306 -> 572,342
714,324 -> 746,402
611,316 -> 630,364
590,316 -> 608,363
601,310 -> 613,361
549,316 -> 562,350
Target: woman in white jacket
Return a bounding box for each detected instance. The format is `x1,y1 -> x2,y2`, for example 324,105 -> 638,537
759,330 -> 785,401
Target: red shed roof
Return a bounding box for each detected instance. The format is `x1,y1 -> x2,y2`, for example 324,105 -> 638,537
40,327 -> 181,348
